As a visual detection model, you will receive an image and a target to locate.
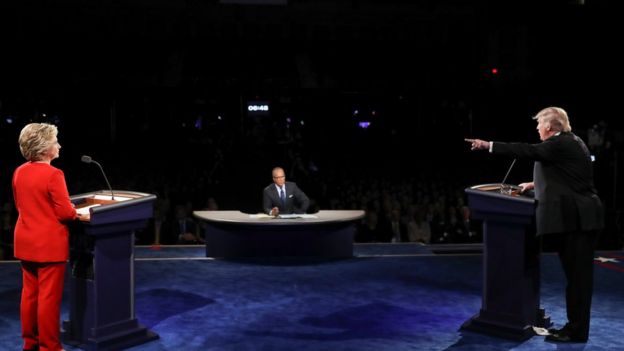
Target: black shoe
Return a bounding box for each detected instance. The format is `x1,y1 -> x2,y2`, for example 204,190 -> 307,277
545,332 -> 587,343
547,327 -> 565,334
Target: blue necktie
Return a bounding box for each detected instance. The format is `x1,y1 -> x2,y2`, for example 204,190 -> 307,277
279,187 -> 286,206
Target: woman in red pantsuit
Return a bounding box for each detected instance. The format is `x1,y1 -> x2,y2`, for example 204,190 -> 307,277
13,123 -> 82,351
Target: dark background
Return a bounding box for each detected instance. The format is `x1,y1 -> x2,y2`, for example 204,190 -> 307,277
0,0 -> 622,246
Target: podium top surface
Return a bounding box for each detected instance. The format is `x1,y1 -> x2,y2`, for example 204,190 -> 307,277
193,210 -> 365,225
71,190 -> 156,224
466,183 -> 535,204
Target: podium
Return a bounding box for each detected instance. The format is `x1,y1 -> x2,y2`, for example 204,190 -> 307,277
62,190 -> 159,350
461,184 -> 550,340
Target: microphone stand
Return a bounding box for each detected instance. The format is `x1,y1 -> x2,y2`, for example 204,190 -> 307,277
81,156 -> 115,200
92,160 -> 115,200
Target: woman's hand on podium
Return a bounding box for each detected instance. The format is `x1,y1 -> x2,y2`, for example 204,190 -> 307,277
76,212 -> 90,222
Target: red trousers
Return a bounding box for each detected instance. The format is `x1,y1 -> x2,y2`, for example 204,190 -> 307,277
20,261 -> 66,351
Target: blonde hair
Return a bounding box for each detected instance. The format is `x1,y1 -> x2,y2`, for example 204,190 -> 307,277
18,123 -> 58,161
532,107 -> 572,132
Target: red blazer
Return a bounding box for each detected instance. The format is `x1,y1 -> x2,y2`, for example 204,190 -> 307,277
13,162 -> 77,262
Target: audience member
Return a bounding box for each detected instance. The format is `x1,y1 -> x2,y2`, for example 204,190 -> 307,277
173,203 -> 204,244
407,206 -> 431,244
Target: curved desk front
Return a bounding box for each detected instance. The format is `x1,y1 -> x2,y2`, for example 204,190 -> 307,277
193,210 -> 364,258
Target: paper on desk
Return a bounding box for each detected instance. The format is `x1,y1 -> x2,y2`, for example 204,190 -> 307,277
249,213 -> 273,219
248,214 -> 319,219
278,214 -> 318,219
532,326 -> 551,336
76,204 -> 100,215
93,195 -> 132,201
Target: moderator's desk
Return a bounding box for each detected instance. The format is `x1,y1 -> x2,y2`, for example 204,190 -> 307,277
193,210 -> 364,258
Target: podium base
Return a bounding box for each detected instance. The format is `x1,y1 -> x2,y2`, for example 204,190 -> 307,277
62,320 -> 159,351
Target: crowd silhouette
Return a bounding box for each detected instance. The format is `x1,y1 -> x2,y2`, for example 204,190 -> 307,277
3,86 -> 624,261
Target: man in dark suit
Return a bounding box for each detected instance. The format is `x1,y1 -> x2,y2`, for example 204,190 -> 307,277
263,167 -> 310,216
466,106 -> 604,343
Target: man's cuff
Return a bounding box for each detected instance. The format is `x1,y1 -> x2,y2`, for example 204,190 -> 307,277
489,142 -> 493,153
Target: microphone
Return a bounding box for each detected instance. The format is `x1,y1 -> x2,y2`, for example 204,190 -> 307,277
500,158 -> 516,195
81,155 -> 115,200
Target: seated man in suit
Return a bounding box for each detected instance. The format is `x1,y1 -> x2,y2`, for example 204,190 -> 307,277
263,167 -> 310,216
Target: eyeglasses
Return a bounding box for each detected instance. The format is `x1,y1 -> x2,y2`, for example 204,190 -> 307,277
273,176 -> 285,179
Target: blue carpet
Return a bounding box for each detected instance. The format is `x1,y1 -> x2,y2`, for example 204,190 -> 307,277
131,242 -> 438,259
1,245 -> 623,350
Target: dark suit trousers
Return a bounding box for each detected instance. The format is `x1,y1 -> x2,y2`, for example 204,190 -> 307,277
554,230 -> 598,339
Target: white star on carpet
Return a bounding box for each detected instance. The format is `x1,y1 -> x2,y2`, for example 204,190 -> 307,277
595,256 -> 619,263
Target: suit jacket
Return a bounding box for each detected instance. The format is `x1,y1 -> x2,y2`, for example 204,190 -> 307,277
12,162 -> 77,262
493,132 -> 604,235
263,181 -> 310,214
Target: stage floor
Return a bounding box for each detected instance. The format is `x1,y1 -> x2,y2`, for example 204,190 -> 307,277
1,243 -> 622,350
